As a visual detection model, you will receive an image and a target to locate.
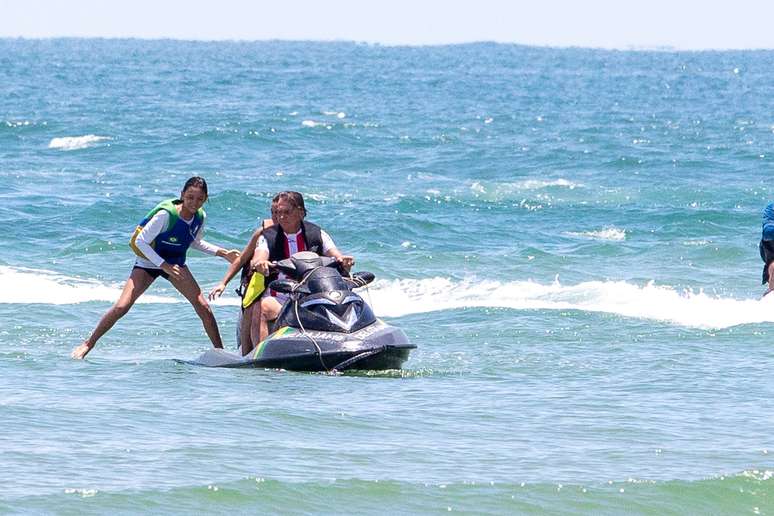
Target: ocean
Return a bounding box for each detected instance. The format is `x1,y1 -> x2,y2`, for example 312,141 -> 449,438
1,38 -> 774,514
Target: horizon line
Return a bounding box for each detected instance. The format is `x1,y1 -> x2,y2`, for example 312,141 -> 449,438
2,35 -> 773,53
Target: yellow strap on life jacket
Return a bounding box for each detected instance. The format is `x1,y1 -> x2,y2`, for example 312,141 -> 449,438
242,273 -> 265,309
129,225 -> 150,260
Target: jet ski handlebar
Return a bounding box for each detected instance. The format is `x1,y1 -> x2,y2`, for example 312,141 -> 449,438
268,270 -> 375,295
270,251 -> 340,277
346,271 -> 374,287
267,252 -> 375,295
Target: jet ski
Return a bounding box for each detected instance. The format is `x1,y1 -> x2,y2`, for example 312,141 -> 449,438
194,251 -> 415,371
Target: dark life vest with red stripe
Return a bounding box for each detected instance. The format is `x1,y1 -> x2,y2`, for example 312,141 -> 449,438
263,221 -> 324,281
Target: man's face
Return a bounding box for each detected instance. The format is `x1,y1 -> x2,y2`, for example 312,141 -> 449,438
273,199 -> 303,233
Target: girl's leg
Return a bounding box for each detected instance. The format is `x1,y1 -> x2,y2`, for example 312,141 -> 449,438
72,268 -> 156,358
248,299 -> 263,351
239,303 -> 255,356
169,266 -> 224,349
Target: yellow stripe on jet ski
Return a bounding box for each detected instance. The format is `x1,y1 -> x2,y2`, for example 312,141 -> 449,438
251,326 -> 295,359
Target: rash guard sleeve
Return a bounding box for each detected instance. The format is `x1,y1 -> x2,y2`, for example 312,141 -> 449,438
133,211 -> 169,268
189,221 -> 220,256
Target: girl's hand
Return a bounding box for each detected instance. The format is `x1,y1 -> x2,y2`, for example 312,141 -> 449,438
209,283 -> 226,300
161,262 -> 182,281
220,249 -> 241,263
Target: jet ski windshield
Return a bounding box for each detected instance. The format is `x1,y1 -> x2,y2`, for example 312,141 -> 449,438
305,267 -> 350,294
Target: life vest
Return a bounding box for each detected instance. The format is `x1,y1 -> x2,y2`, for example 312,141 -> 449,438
129,199 -> 205,266
263,221 -> 324,262
261,221 -> 324,288
236,222 -> 324,308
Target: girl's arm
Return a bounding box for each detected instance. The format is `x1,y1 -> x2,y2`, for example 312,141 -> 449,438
208,220 -> 273,300
190,223 -> 240,263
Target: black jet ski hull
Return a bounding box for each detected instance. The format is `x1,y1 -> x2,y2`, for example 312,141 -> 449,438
194,320 -> 415,371
236,345 -> 412,371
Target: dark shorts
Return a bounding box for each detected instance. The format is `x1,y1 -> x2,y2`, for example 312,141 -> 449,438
760,240 -> 774,284
133,265 -> 171,281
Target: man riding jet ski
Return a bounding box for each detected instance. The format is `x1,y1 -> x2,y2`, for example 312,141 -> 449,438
193,252 -> 415,371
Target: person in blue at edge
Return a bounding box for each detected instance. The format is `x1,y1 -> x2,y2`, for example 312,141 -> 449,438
71,177 -> 240,359
760,202 -> 774,296
252,191 -> 355,343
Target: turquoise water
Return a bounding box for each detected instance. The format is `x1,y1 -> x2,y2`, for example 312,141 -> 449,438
2,39 -> 774,514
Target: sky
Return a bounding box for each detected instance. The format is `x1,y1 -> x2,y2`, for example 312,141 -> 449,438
1,0 -> 774,50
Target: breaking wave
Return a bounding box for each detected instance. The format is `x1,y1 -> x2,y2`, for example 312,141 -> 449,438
2,266 -> 772,329
48,135 -> 111,151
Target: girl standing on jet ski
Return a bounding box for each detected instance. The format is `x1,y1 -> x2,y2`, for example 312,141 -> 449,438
251,191 -> 355,342
71,177 -> 240,359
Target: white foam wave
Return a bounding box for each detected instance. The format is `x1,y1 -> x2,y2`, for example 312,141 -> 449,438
363,277 -> 773,329
513,178 -> 579,190
683,239 -> 711,247
565,227 -> 626,241
48,135 -> 111,151
5,120 -> 41,128
301,120 -> 332,129
470,178 -> 580,195
3,267 -> 771,329
0,266 -> 179,305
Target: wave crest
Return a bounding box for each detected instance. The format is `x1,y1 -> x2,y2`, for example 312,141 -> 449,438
0,266 -> 175,305
48,135 -> 111,151
2,267 -> 771,329
565,227 -> 626,241
366,277 -> 772,329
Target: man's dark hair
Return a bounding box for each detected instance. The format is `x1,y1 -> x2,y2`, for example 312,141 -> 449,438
272,191 -> 307,217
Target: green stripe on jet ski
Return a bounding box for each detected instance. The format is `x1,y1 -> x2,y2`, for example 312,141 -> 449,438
251,326 -> 296,359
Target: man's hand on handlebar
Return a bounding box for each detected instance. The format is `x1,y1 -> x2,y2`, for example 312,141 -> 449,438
338,255 -> 355,271
252,259 -> 274,276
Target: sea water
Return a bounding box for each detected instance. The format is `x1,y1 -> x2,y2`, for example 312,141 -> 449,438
1,39 -> 774,514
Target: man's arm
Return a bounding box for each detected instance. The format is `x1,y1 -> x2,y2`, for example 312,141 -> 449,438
320,229 -> 354,271
251,233 -> 273,275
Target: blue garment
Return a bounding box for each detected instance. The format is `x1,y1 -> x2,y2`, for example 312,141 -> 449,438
763,202 -> 774,241
130,199 -> 205,266
759,202 -> 774,284
153,213 -> 203,266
